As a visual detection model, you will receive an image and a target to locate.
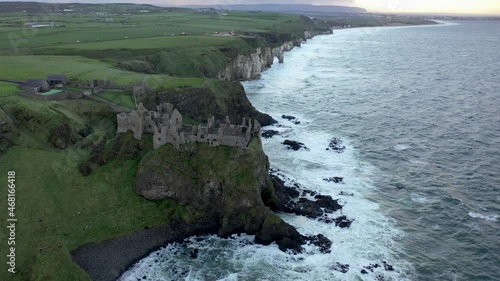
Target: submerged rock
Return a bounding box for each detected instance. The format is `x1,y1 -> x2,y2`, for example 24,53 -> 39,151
330,262 -> 350,273
282,115 -> 297,121
319,215 -> 354,228
261,130 -> 281,139
327,137 -> 346,153
305,234 -> 332,253
323,177 -> 344,184
382,261 -> 395,271
283,140 -> 308,151
339,191 -> 354,196
270,173 -> 342,219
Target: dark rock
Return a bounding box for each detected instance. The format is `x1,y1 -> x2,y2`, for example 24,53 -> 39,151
376,275 -> 386,281
323,177 -> 344,184
327,137 -> 346,153
302,189 -> 317,196
333,215 -> 353,228
283,140 -> 308,151
282,115 -> 296,121
78,125 -> 93,138
330,262 -> 350,273
255,214 -> 304,253
48,123 -> 76,149
339,191 -> 354,196
382,261 -> 395,271
270,173 -> 342,219
297,198 -> 324,218
305,234 -> 332,253
361,269 -> 368,274
319,215 -> 353,228
293,120 -> 301,125
314,195 -> 343,212
261,130 -> 280,139
275,124 -> 292,128
394,183 -> 405,190
189,248 -> 199,259
363,263 -> 380,272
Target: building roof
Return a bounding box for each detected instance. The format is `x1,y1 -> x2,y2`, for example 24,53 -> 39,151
25,79 -> 50,87
47,74 -> 67,81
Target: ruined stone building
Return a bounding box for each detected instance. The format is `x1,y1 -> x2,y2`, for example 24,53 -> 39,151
117,103 -> 261,149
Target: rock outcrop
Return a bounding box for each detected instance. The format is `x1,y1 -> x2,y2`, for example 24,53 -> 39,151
218,30 -> 332,81
135,139 -> 306,252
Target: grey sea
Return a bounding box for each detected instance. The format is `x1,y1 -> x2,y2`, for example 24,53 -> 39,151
120,20 -> 500,281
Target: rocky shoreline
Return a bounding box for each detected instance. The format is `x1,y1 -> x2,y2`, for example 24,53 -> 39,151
71,30 -> 335,281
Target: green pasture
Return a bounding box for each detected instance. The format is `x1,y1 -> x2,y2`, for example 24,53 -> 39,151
52,35 -> 237,50
0,11 -> 302,51
0,81 -> 19,96
96,90 -> 136,109
0,55 -> 205,88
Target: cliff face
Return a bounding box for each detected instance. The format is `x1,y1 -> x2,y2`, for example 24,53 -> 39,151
135,139 -> 304,251
218,30 -> 332,81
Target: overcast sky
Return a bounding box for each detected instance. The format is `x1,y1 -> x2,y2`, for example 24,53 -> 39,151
3,0 -> 500,15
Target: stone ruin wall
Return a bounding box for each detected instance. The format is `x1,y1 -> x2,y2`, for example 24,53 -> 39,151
117,103 -> 261,149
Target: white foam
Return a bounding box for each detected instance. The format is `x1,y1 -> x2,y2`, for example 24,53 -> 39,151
411,193 -> 437,204
394,144 -> 409,151
120,31 -> 414,281
468,212 -> 498,222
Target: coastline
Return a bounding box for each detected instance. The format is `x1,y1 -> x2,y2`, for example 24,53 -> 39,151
72,219 -> 219,281
71,30 -> 330,281
71,21 -> 440,280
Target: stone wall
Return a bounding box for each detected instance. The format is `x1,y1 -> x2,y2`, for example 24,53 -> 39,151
117,103 -> 261,150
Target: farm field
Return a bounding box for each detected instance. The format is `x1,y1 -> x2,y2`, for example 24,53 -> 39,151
0,55 -> 205,88
0,10 -> 305,51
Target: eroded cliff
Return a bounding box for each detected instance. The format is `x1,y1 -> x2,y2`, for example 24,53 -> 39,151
135,138 -> 305,251
218,30 -> 332,81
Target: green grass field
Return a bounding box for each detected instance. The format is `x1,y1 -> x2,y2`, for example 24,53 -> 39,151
52,35 -> 237,50
0,11 -> 303,51
0,55 -> 205,88
0,81 -> 19,96
96,90 -> 136,109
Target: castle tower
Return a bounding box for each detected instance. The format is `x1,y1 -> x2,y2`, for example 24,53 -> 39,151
116,113 -> 129,134
128,110 -> 143,140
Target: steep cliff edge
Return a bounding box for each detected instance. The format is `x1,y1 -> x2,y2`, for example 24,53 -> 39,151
139,80 -> 276,126
135,138 -> 305,252
218,30 -> 332,81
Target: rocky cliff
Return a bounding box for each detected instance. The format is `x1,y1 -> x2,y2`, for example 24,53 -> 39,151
218,30 -> 332,81
135,138 -> 305,252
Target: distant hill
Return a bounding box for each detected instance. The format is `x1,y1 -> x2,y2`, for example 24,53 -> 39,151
184,4 -> 367,14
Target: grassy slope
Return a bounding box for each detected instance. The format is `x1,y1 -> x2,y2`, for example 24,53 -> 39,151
0,97 -> 186,280
0,81 -> 20,96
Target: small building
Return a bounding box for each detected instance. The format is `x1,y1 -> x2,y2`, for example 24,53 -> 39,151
47,75 -> 67,87
25,80 -> 50,93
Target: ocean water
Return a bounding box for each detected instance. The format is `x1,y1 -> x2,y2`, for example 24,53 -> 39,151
119,21 -> 500,281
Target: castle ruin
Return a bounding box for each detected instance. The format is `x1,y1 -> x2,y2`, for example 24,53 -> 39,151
117,103 -> 261,149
